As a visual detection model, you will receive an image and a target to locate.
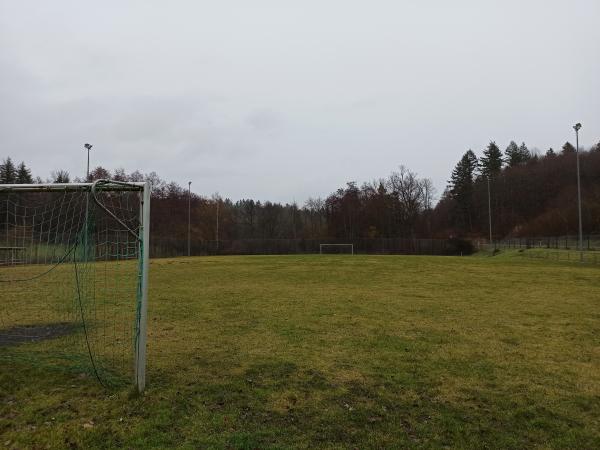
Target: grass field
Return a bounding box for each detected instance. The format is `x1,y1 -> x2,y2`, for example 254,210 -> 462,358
1,253 -> 600,449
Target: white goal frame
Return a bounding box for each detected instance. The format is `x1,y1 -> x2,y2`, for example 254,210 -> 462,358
319,243 -> 354,255
0,180 -> 151,392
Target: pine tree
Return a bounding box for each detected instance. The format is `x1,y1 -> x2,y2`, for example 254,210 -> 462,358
0,157 -> 17,183
561,142 -> 576,154
448,150 -> 478,231
16,162 -> 33,184
504,141 -> 520,166
504,141 -> 531,167
518,142 -> 531,163
546,148 -> 556,157
479,141 -> 503,177
449,150 -> 478,190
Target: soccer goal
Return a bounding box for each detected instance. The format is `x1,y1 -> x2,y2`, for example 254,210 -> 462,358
0,180 -> 150,392
319,243 -> 354,255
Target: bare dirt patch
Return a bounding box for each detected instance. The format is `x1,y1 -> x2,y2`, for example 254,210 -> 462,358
0,323 -> 76,346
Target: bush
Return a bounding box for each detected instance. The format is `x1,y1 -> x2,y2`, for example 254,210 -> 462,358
446,238 -> 475,255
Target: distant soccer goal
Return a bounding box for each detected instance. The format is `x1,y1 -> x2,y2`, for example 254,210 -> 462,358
0,180 -> 150,392
319,243 -> 354,255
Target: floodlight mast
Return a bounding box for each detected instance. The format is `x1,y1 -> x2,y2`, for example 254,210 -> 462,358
487,176 -> 493,248
216,197 -> 220,251
574,123 -> 583,262
84,143 -> 93,180
188,181 -> 192,257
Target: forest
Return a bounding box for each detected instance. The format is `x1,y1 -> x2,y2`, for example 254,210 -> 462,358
2,138 -> 600,243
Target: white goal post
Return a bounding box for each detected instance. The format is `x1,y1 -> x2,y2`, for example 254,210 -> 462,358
319,243 -> 354,255
0,180 -> 150,392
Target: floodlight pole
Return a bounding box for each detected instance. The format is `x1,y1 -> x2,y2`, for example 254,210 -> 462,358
487,175 -> 493,248
574,123 -> 583,262
187,181 -> 192,257
84,143 -> 93,180
216,198 -> 219,251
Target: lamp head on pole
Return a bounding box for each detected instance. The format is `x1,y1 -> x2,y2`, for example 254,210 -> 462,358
84,143 -> 93,151
574,123 -> 582,132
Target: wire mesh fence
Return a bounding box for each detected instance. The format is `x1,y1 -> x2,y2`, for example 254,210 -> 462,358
519,248 -> 600,264
149,237 -> 471,258
482,235 -> 600,265
495,235 -> 600,251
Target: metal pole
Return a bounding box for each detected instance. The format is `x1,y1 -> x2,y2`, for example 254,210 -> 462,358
216,198 -> 219,251
135,181 -> 151,392
487,176 -> 493,247
84,143 -> 92,180
83,144 -> 92,263
187,181 -> 191,257
574,123 -> 583,262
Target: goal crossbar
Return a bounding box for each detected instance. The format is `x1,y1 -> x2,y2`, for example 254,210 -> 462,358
0,181 -> 145,193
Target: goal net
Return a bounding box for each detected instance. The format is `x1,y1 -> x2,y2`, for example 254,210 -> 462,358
319,243 -> 354,255
0,180 -> 150,391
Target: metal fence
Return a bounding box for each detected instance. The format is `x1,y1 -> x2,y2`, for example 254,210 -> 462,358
149,237 -> 468,258
496,235 -> 600,251
519,248 -> 600,265
479,235 -> 600,265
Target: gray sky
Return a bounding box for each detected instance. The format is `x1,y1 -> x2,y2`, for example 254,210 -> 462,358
1,1 -> 599,203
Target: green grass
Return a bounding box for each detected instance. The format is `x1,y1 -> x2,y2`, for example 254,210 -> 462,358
477,246 -> 600,264
2,254 -> 600,449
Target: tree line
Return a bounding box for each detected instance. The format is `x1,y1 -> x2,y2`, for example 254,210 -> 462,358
439,140 -> 600,238
2,137 -> 600,242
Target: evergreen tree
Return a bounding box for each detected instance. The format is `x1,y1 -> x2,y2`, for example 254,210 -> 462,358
561,142 -> 576,154
504,141 -> 520,166
16,162 -> 33,183
479,141 -> 503,177
448,150 -> 478,231
0,157 -> 17,183
518,142 -> 531,163
545,148 -> 556,157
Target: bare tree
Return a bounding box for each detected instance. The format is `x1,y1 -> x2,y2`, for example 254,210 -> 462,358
51,169 -> 70,183
88,166 -> 110,181
387,166 -> 425,235
421,178 -> 436,211
113,168 -> 128,181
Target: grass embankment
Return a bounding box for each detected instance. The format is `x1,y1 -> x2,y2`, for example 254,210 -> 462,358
477,246 -> 600,264
1,254 -> 600,449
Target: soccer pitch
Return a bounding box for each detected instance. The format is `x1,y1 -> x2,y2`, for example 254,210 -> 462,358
2,254 -> 600,449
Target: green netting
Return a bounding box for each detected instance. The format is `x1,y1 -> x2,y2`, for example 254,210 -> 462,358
0,184 -> 144,388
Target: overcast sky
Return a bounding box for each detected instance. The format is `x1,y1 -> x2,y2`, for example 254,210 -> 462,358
1,1 -> 599,203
